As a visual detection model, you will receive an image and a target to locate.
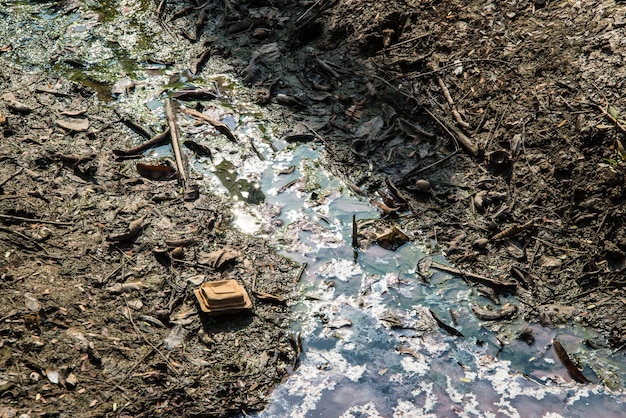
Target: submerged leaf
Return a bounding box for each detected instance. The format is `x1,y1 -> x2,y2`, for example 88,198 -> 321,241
553,339 -> 590,383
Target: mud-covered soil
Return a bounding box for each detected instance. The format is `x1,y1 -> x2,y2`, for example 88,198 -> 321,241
201,0 -> 626,343
0,74 -> 300,415
1,0 -> 626,416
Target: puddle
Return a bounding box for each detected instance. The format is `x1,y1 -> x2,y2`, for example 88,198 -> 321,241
2,2 -> 625,416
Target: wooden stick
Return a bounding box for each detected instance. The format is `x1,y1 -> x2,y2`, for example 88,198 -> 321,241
430,261 -> 517,292
0,213 -> 72,226
437,76 -> 471,130
0,167 -> 24,188
113,128 -> 170,157
164,99 -> 187,188
596,104 -> 626,133
424,107 -> 478,156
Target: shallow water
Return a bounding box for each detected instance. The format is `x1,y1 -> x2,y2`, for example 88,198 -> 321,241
1,2 -> 625,416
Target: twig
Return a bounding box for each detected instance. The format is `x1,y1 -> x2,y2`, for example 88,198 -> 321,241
437,76 -> 471,130
165,99 -> 187,189
424,107 -> 478,156
400,149 -> 459,182
382,32 -> 430,52
0,213 -> 72,226
295,262 -> 307,282
430,260 -> 517,292
302,122 -> 329,147
296,0 -> 322,23
408,58 -> 515,80
532,236 -> 587,254
113,128 -> 170,157
596,104 -> 626,133
124,296 -> 179,375
0,225 -> 49,254
0,167 -> 24,188
113,345 -> 158,388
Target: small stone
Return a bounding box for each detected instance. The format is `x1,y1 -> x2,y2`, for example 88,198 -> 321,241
473,238 -> 489,249
415,179 -> 431,191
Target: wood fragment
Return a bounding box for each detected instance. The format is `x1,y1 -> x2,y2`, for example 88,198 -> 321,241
180,107 -> 238,144
423,107 -> 478,156
442,117 -> 478,156
429,308 -> 464,337
165,99 -> 188,188
430,261 -> 517,293
295,262 -> 307,282
164,237 -> 197,248
0,213 -> 72,226
553,339 -> 590,384
352,214 -> 358,248
113,128 -> 170,157
119,117 -> 153,140
471,303 -> 518,321
437,76 -> 471,130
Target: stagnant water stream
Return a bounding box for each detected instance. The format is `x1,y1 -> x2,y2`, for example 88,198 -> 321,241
1,2 -> 625,416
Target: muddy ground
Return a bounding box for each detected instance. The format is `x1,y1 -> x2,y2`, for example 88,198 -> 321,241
1,0 -> 625,416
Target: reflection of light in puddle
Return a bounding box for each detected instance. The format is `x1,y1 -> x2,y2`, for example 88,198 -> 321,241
232,205 -> 261,234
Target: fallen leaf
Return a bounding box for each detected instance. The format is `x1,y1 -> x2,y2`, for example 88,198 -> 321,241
539,255 -> 562,268
376,226 -> 410,250
198,249 -> 238,270
106,282 -> 147,293
136,162 -> 176,180
56,117 -> 89,132
553,339 -> 590,383
164,325 -> 186,350
252,290 -> 286,305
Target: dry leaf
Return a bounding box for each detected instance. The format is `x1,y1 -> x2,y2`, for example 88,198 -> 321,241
376,226 -> 410,250
106,282 -> 147,293
164,325 -> 186,350
198,249 -> 238,269
252,290 -> 286,305
553,339 -> 590,383
136,162 -> 176,180
56,117 -> 89,132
